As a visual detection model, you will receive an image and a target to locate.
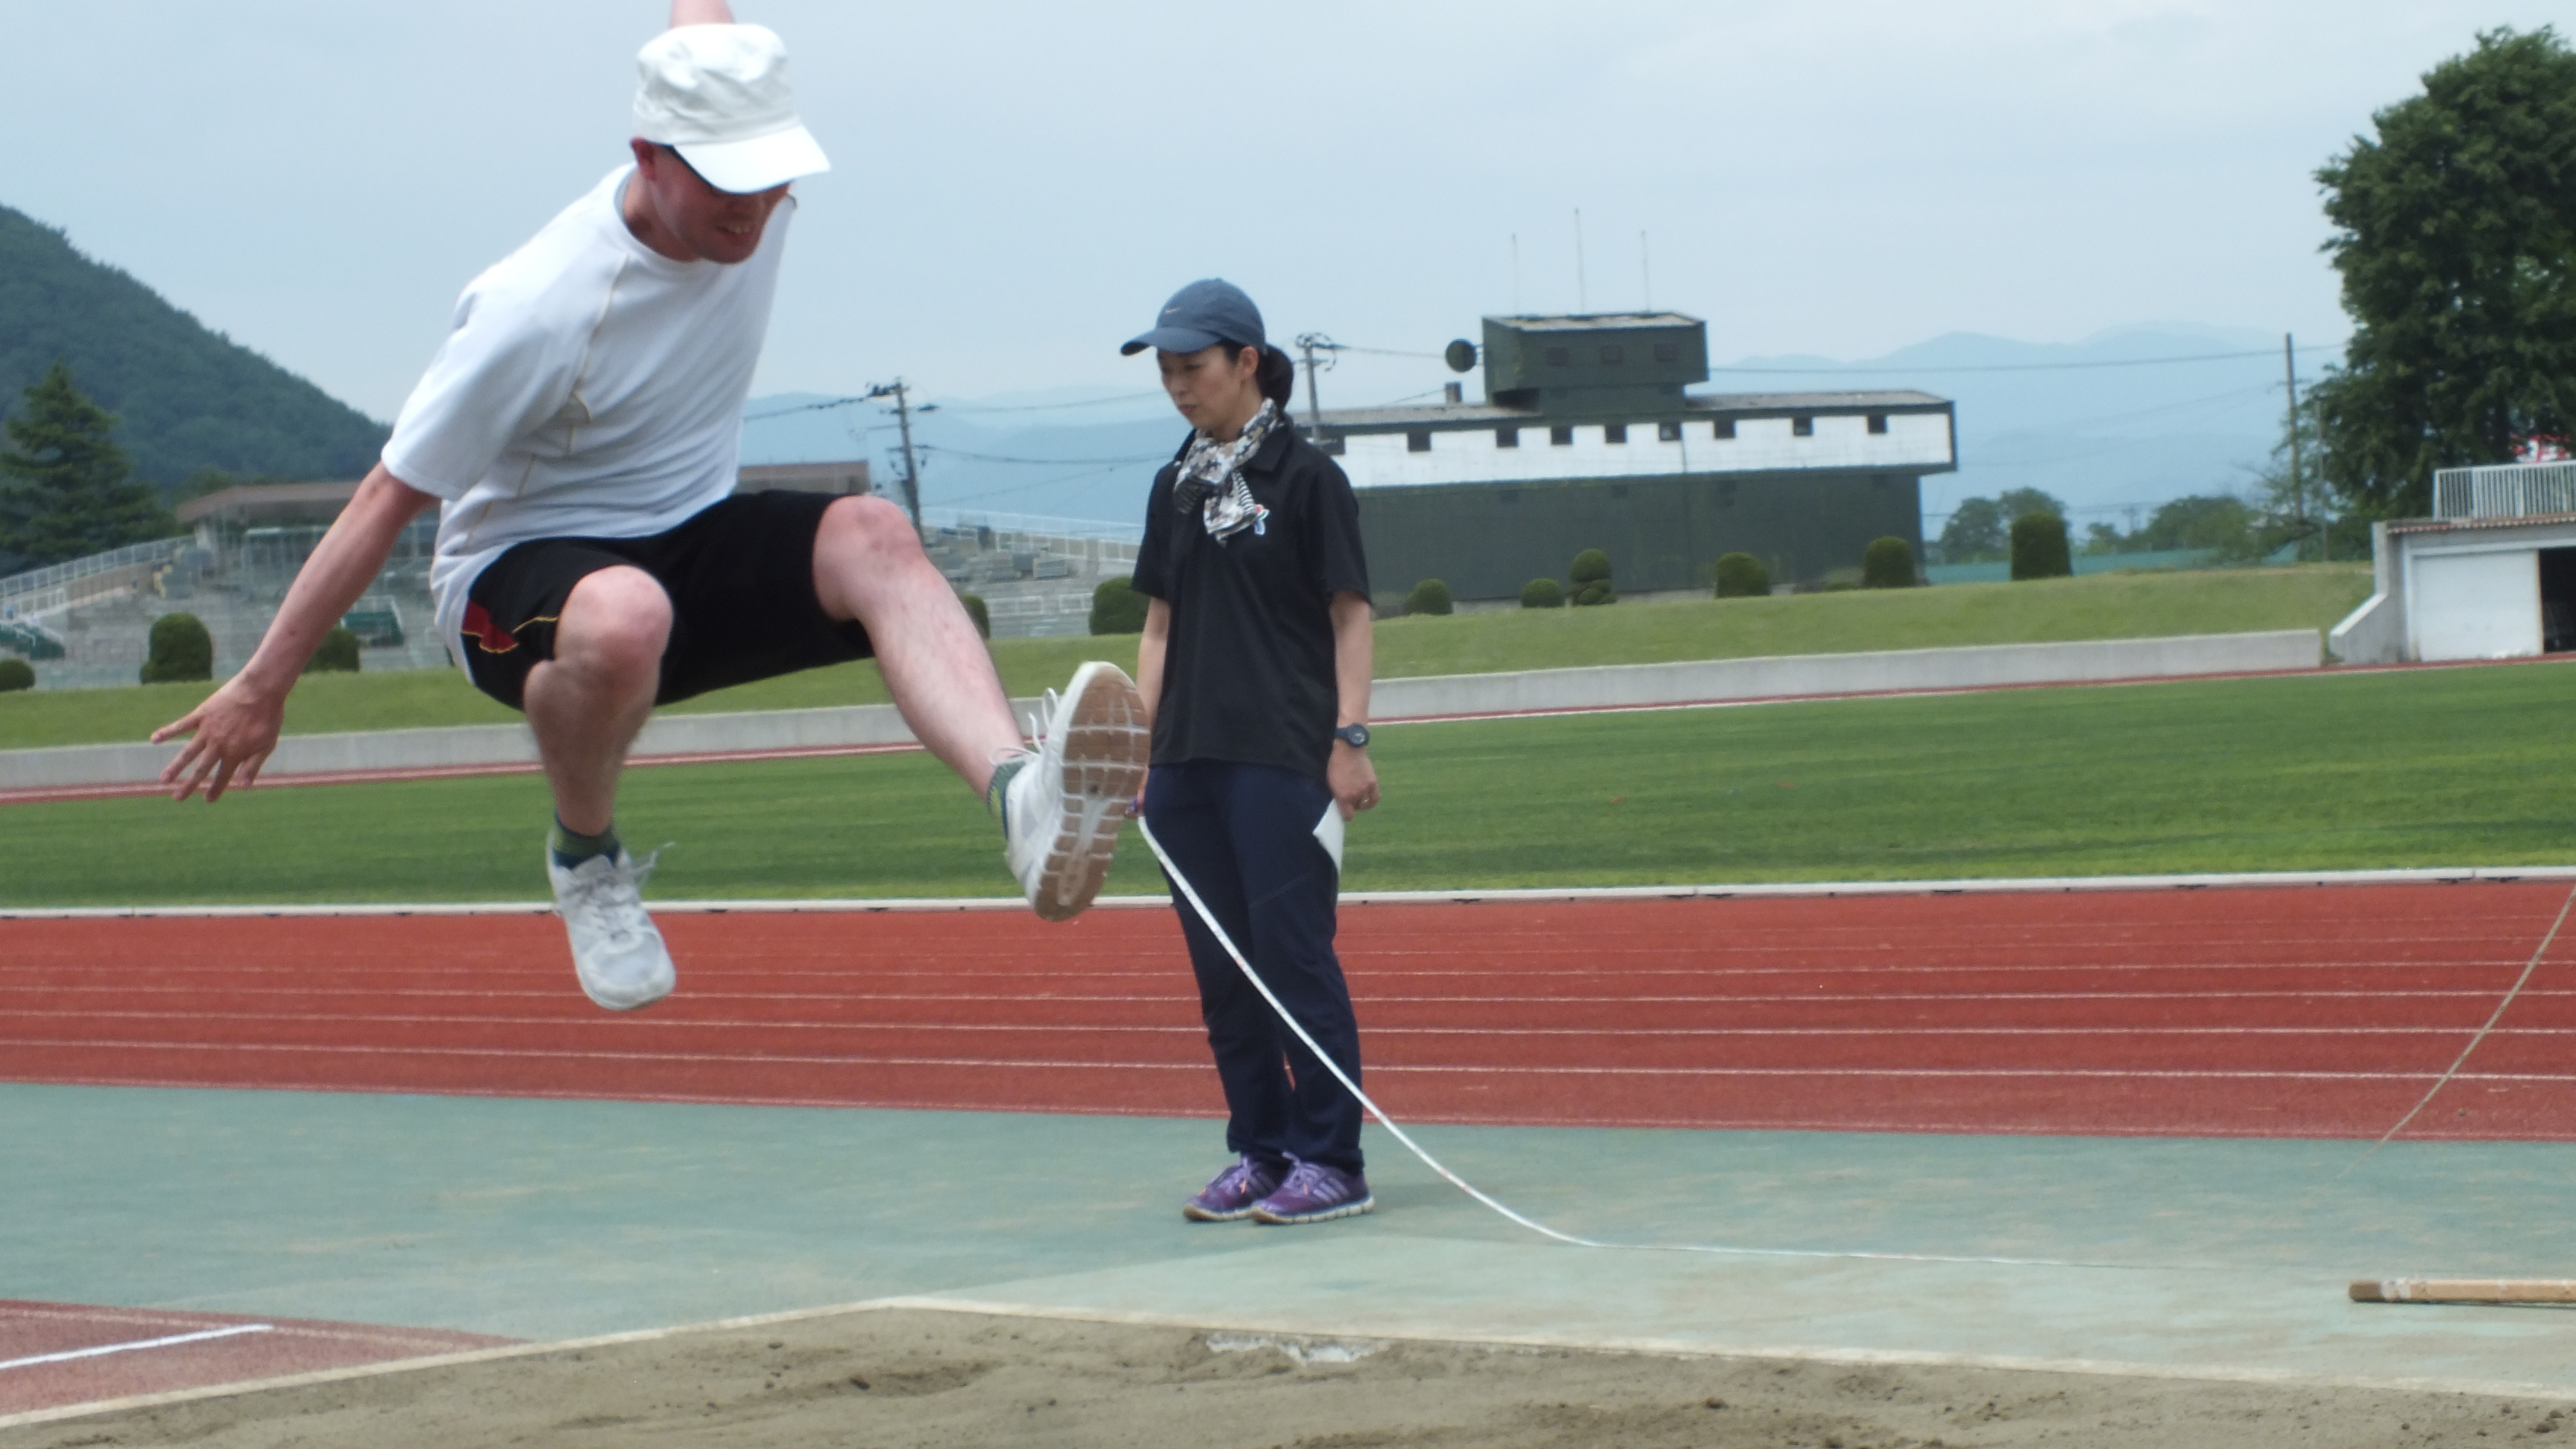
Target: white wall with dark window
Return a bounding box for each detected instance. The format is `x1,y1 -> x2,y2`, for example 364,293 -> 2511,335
1333,410 -> 1952,489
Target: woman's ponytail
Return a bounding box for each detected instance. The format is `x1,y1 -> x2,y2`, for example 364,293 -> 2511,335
1255,345 -> 1298,410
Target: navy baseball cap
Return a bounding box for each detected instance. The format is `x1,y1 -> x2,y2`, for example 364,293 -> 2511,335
1121,278 -> 1265,356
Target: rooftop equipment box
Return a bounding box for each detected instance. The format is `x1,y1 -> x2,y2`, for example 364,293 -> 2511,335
1481,313 -> 1710,410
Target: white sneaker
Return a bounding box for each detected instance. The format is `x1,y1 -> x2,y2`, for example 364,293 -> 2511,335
547,846 -> 676,1011
1004,661 -> 1149,922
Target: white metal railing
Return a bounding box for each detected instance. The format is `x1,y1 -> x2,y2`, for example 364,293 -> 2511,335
2432,461 -> 2576,520
920,507 -> 1143,546
0,536 -> 191,607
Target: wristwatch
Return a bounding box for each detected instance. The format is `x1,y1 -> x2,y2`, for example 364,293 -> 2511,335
1332,723 -> 1371,749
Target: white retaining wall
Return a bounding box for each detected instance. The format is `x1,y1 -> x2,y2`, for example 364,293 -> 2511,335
0,631 -> 2320,793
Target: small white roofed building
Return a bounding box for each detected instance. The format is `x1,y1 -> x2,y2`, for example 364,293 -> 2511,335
2332,461 -> 2576,663
1313,312 -> 1956,603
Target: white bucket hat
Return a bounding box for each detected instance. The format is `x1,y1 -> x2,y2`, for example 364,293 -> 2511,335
632,24 -> 831,195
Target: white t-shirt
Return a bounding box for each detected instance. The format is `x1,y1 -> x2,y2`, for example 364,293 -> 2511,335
381,166 -> 795,670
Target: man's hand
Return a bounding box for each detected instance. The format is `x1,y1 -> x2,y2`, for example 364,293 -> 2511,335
141,465 -> 435,803
153,674 -> 287,802
1328,740 -> 1378,822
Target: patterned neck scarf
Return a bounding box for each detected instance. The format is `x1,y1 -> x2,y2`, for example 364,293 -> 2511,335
1172,399 -> 1281,542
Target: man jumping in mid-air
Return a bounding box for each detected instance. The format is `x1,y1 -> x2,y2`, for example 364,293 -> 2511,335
154,1 -> 1145,1010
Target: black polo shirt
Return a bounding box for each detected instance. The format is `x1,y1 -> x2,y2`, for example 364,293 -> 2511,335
1131,425 -> 1371,781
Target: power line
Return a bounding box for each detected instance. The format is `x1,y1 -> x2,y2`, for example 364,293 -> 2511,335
917,445 -> 1170,467
934,391 -> 1165,415
1708,344 -> 2344,377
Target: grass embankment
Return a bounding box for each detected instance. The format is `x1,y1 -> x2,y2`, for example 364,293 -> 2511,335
0,565 -> 2370,751
5,655 -> 2561,907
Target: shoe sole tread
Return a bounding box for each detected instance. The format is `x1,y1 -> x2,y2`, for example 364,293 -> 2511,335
1033,664 -> 1149,922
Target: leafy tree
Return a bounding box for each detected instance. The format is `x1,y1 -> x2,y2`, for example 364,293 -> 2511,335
2081,521 -> 2125,555
1404,579 -> 1454,615
2133,495 -> 2258,553
0,203 -> 387,491
1998,487 -> 2067,523
1938,497 -> 2007,562
0,362 -> 176,566
2310,27 -> 2576,517
1939,491 -> 2061,564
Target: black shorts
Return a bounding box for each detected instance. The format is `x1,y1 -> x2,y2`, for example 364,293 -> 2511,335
460,491 -> 873,711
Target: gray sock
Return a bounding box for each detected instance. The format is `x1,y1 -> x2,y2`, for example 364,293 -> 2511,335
550,817 -> 621,870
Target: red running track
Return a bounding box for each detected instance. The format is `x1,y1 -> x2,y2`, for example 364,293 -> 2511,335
5,882 -> 2575,1140
0,1300 -> 513,1417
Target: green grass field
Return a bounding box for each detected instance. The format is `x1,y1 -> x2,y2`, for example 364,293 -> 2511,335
6,656 -> 2563,907
0,565 -> 2371,751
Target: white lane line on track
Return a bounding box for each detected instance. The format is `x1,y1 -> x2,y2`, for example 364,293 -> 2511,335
0,1324 -> 273,1373
4,864 -> 2572,917
6,1039 -> 2568,1082
13,1011 -> 2576,1039
8,974 -> 2553,1007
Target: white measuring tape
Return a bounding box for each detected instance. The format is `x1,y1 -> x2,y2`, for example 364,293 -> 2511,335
1135,817 -> 2174,1271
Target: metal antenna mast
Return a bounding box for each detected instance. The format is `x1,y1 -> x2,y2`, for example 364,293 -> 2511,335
1574,209 -> 1588,312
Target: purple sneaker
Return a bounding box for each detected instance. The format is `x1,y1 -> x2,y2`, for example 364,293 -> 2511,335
1249,1159 -> 1374,1225
1183,1156 -> 1285,1222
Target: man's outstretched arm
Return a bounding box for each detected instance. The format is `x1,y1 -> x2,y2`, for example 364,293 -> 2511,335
152,464 -> 439,801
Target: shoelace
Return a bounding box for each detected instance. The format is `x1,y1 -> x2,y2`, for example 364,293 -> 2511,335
557,850 -> 661,946
1273,1161 -> 1335,1200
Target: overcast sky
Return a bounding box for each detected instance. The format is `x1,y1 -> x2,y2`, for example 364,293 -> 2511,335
5,1 -> 2559,421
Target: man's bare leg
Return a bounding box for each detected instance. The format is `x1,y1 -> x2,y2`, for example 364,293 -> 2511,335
811,496 -> 1024,793
523,565 -> 679,1012
811,495 -> 1146,919
523,566 -> 671,833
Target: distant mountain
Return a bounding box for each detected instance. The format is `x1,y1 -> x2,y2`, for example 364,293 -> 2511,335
743,388 -> 1184,531
1718,324 -> 2302,529
742,323 -> 2315,534
0,203 -> 388,493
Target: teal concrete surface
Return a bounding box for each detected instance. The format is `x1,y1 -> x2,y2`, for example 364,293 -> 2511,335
7,1083 -> 2576,1391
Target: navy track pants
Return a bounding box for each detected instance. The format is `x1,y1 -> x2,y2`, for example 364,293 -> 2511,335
1143,760 -> 1365,1175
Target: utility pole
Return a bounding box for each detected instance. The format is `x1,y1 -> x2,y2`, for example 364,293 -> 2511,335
1293,333 -> 1342,437
864,378 -> 925,539
2283,334 -> 2304,562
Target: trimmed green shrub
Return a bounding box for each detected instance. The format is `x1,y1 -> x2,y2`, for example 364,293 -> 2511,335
0,657 -> 33,692
1519,577 -> 1565,609
2010,512 -> 2073,581
959,591 -> 991,640
1862,536 -> 1917,589
1404,579 -> 1454,616
140,612 -> 212,684
304,626 -> 361,674
1090,576 -> 1148,634
1713,552 -> 1769,598
1568,548 -> 1615,607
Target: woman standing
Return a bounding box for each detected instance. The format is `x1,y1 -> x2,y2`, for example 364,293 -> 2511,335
1123,279 -> 1381,1225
